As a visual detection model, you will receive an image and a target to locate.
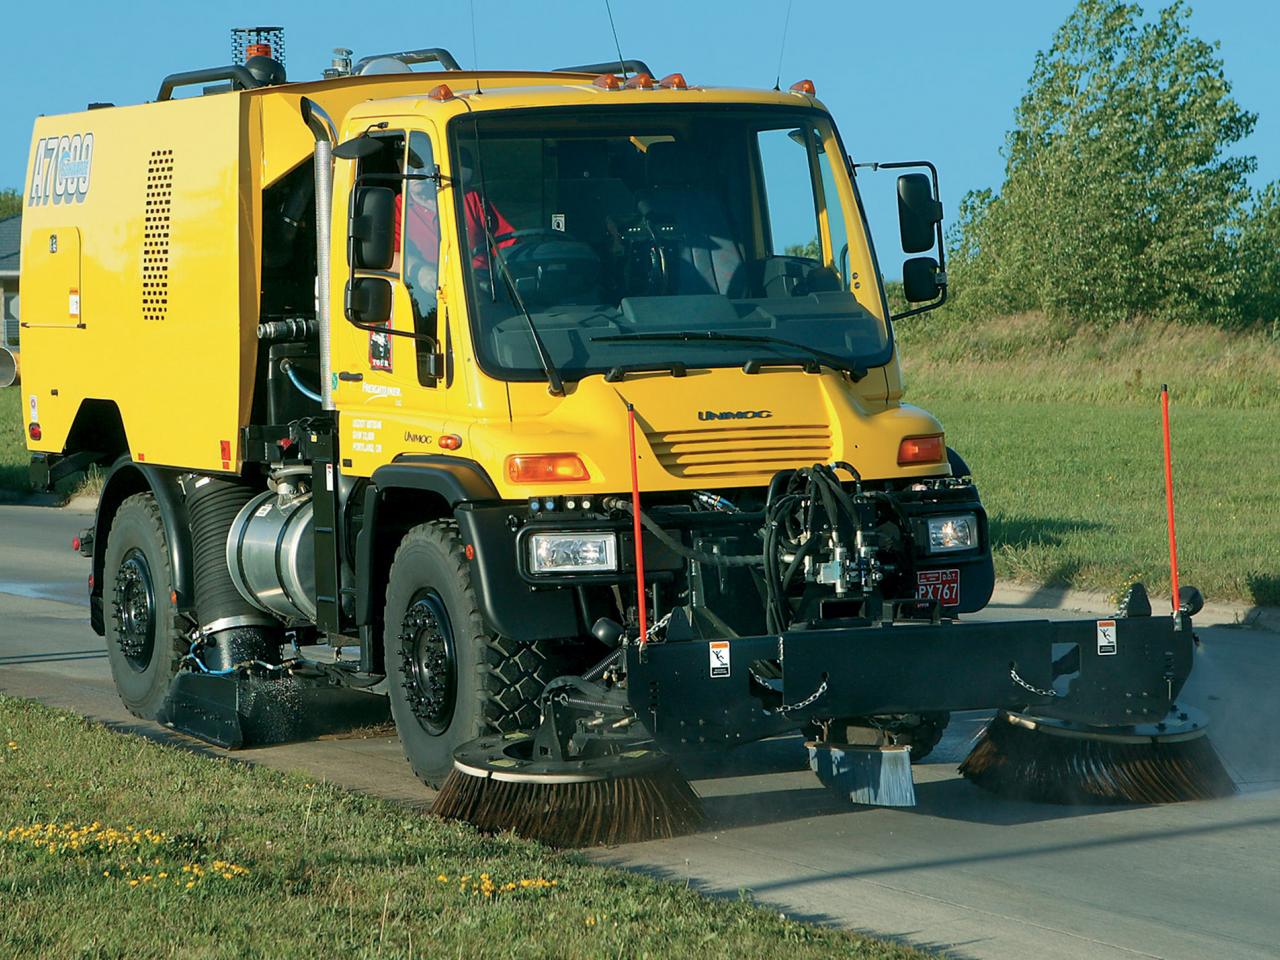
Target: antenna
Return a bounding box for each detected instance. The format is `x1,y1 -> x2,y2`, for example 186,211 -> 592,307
773,0 -> 795,90
603,0 -> 629,78
470,0 -> 482,93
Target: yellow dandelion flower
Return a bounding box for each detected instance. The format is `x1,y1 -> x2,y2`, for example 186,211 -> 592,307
129,880 -> 139,887
437,874 -> 448,882
186,881 -> 196,889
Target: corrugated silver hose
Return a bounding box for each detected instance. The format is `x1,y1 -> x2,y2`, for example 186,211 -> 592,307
300,97 -> 337,410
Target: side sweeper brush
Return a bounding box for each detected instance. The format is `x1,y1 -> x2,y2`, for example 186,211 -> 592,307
431,405 -> 703,847
960,385 -> 1235,805
433,732 -> 703,847
960,708 -> 1235,804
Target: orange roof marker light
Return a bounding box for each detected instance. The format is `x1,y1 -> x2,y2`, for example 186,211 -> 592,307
593,73 -> 623,90
506,454 -> 591,484
624,73 -> 656,89
789,78 -> 817,96
659,73 -> 688,90
429,83 -> 455,102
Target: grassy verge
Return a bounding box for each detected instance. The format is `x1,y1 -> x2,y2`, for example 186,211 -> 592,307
1,386 -> 26,493
0,696 -> 928,960
899,313 -> 1280,606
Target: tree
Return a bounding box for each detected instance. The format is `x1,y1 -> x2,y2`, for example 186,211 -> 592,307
950,1 -> 1257,326
0,189 -> 20,220
1234,182 -> 1280,330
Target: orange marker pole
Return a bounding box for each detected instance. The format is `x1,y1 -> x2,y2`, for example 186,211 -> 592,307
1161,385 -> 1181,614
627,403 -> 649,645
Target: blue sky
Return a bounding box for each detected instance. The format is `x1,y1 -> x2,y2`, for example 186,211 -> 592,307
6,1 -> 1275,259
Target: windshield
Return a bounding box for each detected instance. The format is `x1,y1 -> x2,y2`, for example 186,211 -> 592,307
451,106 -> 888,382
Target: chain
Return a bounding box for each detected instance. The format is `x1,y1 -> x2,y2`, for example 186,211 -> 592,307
1009,664 -> 1057,698
627,610 -> 674,646
772,677 -> 829,715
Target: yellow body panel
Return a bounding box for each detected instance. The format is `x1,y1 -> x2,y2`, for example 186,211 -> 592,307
21,68 -> 943,493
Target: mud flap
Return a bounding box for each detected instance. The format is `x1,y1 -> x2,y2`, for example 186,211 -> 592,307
164,671 -> 389,749
164,672 -> 247,749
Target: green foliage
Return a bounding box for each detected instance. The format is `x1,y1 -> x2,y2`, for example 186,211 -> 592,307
784,238 -> 821,260
949,1 -> 1261,327
1234,182 -> 1280,330
0,189 -> 20,220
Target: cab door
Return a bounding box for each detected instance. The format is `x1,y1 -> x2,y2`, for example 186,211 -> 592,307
334,124 -> 451,477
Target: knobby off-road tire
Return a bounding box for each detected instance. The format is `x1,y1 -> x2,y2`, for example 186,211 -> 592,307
102,493 -> 185,720
383,521 -> 574,788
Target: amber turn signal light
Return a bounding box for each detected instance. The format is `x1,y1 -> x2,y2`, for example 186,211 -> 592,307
659,73 -> 688,90
593,73 -> 622,90
789,78 -> 816,96
898,434 -> 945,465
506,454 -> 590,484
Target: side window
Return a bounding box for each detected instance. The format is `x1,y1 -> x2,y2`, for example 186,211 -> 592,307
353,131 -> 405,378
403,131 -> 441,387
756,128 -> 821,259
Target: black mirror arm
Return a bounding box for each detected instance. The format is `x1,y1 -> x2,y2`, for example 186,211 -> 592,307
858,159 -> 948,322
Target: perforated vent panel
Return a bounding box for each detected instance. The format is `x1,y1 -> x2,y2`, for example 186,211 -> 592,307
142,150 -> 173,320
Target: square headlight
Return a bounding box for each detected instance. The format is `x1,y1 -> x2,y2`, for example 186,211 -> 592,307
925,514 -> 978,553
528,531 -> 619,574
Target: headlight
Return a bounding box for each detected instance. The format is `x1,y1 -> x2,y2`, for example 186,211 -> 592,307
528,532 -> 618,574
925,514 -> 978,553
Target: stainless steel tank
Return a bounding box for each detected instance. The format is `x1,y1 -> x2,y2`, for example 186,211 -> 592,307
226,489 -> 316,622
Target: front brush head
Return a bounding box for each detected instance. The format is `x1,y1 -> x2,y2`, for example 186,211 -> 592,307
960,709 -> 1236,805
432,732 -> 704,847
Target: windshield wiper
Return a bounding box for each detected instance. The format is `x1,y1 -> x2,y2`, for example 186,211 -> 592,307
590,331 -> 867,382
468,121 -> 565,396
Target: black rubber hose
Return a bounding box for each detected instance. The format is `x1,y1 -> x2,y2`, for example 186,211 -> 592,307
184,476 -> 278,670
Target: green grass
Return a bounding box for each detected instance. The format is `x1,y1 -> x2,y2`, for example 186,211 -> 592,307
0,696 -> 928,960
0,386 -> 26,494
899,314 -> 1280,606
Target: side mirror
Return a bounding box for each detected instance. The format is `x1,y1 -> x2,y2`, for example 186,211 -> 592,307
902,256 -> 940,303
349,186 -> 395,270
345,277 -> 392,324
897,173 -> 942,254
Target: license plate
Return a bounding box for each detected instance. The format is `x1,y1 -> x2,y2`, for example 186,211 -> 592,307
917,569 -> 960,607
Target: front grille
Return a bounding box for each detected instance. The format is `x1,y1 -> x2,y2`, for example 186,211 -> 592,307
646,423 -> 833,479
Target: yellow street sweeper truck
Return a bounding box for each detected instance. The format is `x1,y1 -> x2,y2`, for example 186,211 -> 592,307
19,33 -> 1232,845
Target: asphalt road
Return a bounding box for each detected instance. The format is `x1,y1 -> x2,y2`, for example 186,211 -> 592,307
1,502 -> 1277,960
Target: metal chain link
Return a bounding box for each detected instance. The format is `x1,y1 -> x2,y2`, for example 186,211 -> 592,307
1009,664 -> 1058,698
772,677 -> 829,715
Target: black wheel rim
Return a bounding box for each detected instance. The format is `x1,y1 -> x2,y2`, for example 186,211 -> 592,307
399,590 -> 457,736
113,548 -> 156,673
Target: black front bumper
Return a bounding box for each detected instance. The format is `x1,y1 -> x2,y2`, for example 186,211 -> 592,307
625,612 -> 1194,751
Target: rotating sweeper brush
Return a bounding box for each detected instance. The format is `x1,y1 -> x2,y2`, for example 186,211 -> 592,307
959,386 -> 1234,806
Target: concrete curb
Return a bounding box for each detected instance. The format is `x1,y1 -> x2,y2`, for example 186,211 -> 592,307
989,581 -> 1280,635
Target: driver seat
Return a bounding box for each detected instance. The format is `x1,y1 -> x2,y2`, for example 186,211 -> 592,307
639,141 -> 747,297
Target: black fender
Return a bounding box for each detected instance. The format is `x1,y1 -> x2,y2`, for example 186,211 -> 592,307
355,456 -> 579,641
90,457 -> 193,636
354,455 -> 500,628
946,446 -> 973,481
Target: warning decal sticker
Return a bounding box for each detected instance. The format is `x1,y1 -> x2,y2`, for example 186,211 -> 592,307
708,640 -> 730,678
1096,619 -> 1117,656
